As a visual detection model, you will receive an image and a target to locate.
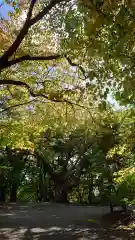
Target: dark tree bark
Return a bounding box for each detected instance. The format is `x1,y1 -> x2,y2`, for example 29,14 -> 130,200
78,185 -> 82,203
37,182 -> 44,202
54,183 -> 68,203
88,173 -> 93,204
10,184 -> 18,202
109,203 -> 114,213
42,172 -> 48,202
0,186 -> 6,202
122,203 -> 127,212
36,158 -> 44,202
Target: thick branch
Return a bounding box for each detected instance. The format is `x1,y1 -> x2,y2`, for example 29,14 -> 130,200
0,1 -> 36,65
0,0 -> 68,71
2,54 -> 87,78
30,0 -> 68,26
6,54 -> 61,68
0,79 -> 30,88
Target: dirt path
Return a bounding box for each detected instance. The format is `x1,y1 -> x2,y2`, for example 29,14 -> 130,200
0,203 -> 134,239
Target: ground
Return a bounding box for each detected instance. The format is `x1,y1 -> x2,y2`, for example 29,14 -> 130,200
0,203 -> 134,239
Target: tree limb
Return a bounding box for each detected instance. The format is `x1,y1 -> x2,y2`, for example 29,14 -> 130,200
1,53 -> 87,80
30,0 -> 69,26
65,56 -> 88,79
0,1 -> 36,66
0,79 -> 77,106
0,78 -> 105,128
0,79 -> 31,88
0,78 -> 107,128
0,0 -> 69,71
0,99 -> 47,114
0,98 -> 57,114
6,54 -> 61,68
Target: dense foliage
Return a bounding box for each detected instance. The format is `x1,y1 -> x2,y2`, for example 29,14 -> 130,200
0,0 -> 135,211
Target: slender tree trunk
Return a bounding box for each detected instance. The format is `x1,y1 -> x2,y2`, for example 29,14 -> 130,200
36,158 -> 43,201
10,184 -> 17,202
43,173 -> 48,202
38,172 -> 44,201
37,172 -> 47,202
110,203 -> 114,213
0,186 -> 6,202
88,173 -> 93,204
122,203 -> 127,212
77,185 -> 82,203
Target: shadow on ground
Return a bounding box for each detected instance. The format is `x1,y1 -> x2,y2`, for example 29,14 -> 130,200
0,203 -> 134,239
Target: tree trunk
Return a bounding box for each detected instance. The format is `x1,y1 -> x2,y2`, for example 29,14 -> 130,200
0,186 -> 6,202
88,173 -> 93,205
43,173 -> 48,202
38,175 -> 44,202
110,203 -> 114,213
122,203 -> 127,212
54,183 -> 68,203
77,185 -> 82,203
10,184 -> 17,202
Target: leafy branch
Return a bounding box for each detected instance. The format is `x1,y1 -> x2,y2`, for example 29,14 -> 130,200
0,0 -> 69,71
0,99 -> 50,114
0,79 -> 83,107
0,78 -> 107,128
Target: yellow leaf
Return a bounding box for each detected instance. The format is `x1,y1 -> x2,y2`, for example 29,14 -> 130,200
88,219 -> 97,223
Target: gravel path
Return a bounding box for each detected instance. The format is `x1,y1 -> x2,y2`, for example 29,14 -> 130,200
0,203 -> 134,239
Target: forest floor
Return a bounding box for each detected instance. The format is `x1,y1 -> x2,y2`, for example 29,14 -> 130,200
0,203 -> 135,240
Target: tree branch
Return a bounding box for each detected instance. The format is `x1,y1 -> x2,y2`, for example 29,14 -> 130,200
0,100 -> 33,114
0,78 -> 104,127
0,79 -> 55,103
0,99 -> 38,114
0,78 -> 106,128
0,79 -> 31,88
0,99 -> 53,114
0,0 -> 69,71
0,1 -> 36,66
65,56 -> 88,79
0,79 -> 76,106
1,53 -> 87,80
30,0 -> 68,26
6,54 -> 61,68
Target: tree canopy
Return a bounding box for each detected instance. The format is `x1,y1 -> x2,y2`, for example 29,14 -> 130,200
1,0 -> 135,109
